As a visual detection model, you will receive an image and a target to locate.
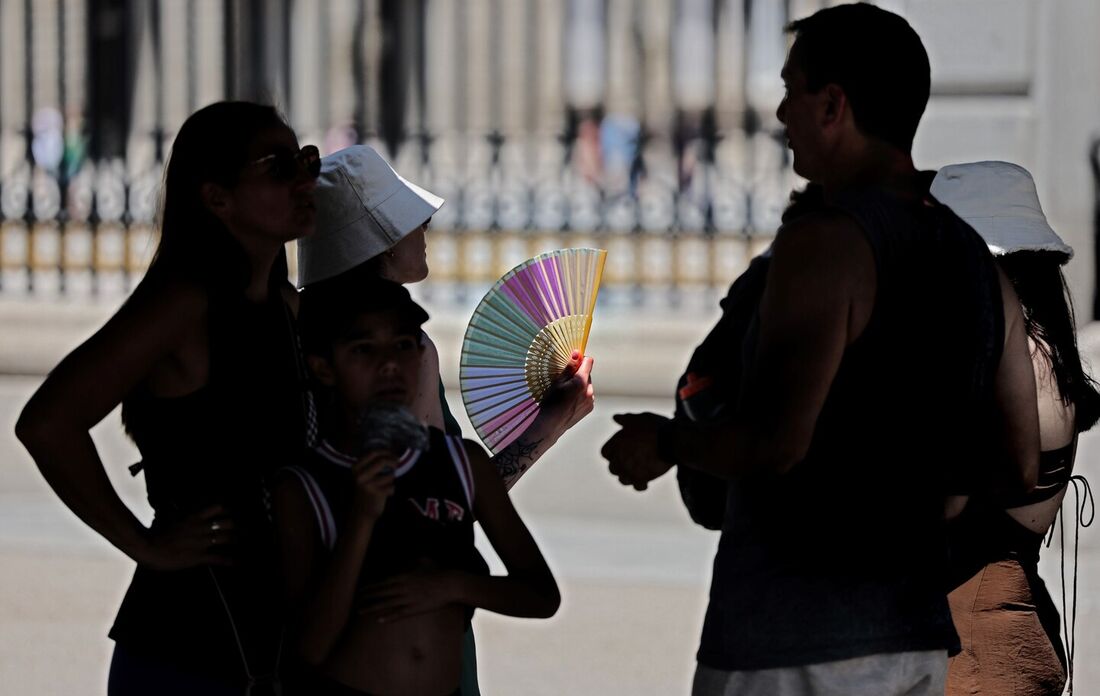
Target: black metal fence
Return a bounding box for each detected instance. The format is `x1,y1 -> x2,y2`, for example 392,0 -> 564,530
0,0 -> 815,303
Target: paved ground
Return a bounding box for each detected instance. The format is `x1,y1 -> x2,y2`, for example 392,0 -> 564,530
3,299 -> 1100,695
0,374 -> 719,695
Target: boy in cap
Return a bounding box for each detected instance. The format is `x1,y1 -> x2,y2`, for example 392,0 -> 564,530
273,273 -> 560,695
297,144 -> 592,694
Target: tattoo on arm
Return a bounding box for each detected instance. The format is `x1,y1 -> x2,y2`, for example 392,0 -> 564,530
492,438 -> 545,486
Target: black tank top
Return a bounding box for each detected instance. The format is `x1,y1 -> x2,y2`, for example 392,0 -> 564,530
111,278 -> 310,687
698,178 -> 1004,670
283,428 -> 488,618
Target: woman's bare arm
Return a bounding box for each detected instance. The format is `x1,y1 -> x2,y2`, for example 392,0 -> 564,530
493,356 -> 594,489
991,270 -> 1040,494
415,335 -> 446,431
14,279 -> 220,568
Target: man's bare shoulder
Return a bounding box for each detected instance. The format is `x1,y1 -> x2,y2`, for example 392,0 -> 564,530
776,209 -> 864,248
772,209 -> 871,275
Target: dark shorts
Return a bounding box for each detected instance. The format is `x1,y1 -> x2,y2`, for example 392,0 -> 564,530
107,642 -> 242,696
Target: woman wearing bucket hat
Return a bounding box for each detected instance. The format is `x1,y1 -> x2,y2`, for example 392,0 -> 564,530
297,144 -> 594,694
298,144 -> 595,483
932,161 -> 1100,695
16,102 -> 320,694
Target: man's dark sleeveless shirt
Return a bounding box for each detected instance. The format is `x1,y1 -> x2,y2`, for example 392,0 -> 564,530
697,176 -> 1004,670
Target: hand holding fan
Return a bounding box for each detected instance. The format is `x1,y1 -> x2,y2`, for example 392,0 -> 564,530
460,248 -> 607,453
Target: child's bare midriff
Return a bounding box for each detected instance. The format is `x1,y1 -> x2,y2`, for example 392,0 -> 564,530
324,603 -> 464,695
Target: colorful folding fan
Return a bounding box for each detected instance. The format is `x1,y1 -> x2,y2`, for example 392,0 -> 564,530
459,248 -> 607,454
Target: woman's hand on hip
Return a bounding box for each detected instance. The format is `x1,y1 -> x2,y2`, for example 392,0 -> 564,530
136,504 -> 237,570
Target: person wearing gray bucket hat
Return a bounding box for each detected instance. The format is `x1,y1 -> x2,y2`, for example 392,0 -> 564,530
297,144 -> 595,696
933,161 -> 1100,696
298,143 -> 595,485
298,144 -> 443,288
931,161 -> 1073,260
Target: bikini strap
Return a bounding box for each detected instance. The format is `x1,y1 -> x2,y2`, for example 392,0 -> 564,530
1046,474 -> 1094,695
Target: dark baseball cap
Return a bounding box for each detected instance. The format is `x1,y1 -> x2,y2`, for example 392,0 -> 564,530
298,270 -> 429,355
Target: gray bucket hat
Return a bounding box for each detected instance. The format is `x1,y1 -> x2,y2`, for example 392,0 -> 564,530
931,161 -> 1073,262
297,145 -> 444,287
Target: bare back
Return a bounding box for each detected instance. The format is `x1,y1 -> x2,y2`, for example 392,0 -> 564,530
1005,337 -> 1076,533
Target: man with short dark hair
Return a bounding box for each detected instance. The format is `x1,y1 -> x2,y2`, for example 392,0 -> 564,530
602,4 -> 1040,694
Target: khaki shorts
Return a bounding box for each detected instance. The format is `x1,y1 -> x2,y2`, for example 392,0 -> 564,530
693,650 -> 948,696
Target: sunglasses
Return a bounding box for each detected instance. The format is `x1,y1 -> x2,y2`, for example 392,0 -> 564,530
245,144 -> 321,183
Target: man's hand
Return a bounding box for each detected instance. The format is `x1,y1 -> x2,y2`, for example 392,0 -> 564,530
601,412 -> 674,491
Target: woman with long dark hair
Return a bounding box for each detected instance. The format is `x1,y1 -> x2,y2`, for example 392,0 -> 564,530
16,101 -> 320,694
934,161 -> 1100,695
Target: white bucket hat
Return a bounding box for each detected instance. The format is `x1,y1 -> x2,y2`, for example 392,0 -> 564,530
297,145 -> 444,287
930,161 -> 1073,261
